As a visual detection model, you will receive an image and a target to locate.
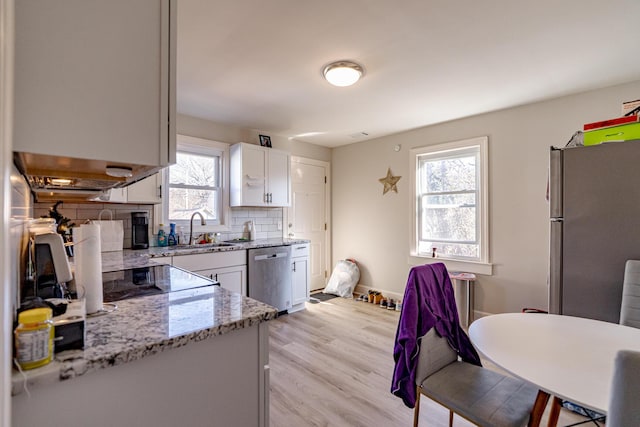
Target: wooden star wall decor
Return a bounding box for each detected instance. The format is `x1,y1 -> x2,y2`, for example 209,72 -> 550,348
379,168 -> 401,194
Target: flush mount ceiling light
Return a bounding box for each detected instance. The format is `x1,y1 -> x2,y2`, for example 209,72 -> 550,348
105,166 -> 133,178
323,61 -> 364,87
50,178 -> 73,186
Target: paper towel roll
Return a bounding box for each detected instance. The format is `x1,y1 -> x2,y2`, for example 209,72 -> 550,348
74,224 -> 103,314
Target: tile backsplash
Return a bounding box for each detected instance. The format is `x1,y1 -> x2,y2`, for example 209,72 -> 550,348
228,207 -> 284,241
33,203 -> 154,249
32,202 -> 284,247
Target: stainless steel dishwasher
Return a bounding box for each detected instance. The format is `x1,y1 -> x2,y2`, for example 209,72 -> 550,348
248,246 -> 292,313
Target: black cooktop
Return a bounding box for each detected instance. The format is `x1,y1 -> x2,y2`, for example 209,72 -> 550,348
102,265 -> 217,302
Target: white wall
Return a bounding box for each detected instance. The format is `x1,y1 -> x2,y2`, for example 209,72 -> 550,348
246,130 -> 332,163
332,80 -> 640,315
10,166 -> 30,313
177,114 -> 331,162
177,113 -> 250,144
175,114 -> 331,240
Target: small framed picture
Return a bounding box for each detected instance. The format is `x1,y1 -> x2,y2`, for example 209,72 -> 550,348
259,134 -> 272,148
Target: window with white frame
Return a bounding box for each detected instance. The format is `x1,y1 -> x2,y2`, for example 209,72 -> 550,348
411,136 -> 488,263
163,135 -> 230,228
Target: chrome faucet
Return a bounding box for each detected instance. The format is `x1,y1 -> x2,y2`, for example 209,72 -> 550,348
188,212 -> 206,245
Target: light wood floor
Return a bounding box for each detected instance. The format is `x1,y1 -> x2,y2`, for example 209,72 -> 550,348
269,297 -> 594,427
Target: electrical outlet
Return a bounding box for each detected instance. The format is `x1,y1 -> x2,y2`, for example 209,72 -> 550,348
277,221 -> 282,231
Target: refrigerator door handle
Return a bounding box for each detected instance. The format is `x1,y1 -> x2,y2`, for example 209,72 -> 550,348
549,219 -> 563,314
549,147 -> 563,219
550,217 -> 564,222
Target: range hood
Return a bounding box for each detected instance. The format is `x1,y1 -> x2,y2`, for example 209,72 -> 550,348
14,151 -> 162,202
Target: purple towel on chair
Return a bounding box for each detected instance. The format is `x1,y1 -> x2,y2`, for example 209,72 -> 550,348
391,263 -> 481,408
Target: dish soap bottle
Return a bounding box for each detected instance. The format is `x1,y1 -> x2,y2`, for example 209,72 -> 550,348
157,224 -> 167,247
176,226 -> 185,246
167,223 -> 177,246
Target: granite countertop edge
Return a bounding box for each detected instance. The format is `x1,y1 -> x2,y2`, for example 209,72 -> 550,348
11,240 -> 291,396
59,307 -> 277,381
11,298 -> 278,395
145,238 -> 310,258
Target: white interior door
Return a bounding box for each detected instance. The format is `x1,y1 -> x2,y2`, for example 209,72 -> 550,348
286,157 -> 330,292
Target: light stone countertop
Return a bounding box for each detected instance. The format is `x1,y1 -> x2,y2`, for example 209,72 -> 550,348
145,237 -> 309,258
101,237 -> 310,271
10,239 -> 298,395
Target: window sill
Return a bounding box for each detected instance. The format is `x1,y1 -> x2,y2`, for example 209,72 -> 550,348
408,255 -> 493,276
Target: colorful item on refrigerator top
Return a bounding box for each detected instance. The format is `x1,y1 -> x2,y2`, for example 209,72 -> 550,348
583,122 -> 640,146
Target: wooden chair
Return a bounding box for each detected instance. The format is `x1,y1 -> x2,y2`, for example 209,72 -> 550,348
620,260 -> 640,328
413,329 -> 547,427
606,350 -> 640,427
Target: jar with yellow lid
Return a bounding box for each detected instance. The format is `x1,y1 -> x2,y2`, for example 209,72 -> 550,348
14,307 -> 54,370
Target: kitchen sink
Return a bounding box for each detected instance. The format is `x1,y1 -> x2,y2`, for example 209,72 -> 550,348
169,242 -> 239,250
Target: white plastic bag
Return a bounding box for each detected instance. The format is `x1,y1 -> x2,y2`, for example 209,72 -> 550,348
90,209 -> 123,252
323,259 -> 360,298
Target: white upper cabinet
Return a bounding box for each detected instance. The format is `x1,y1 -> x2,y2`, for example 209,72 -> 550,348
126,174 -> 162,204
98,173 -> 161,204
230,143 -> 291,207
13,0 -> 176,171
268,149 -> 291,206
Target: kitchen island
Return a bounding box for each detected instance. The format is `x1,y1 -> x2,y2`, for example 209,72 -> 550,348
12,250 -> 278,427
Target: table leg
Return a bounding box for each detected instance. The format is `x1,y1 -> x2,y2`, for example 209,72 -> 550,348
452,278 -> 471,328
466,279 -> 474,325
528,389 -> 551,427
462,279 -> 470,328
546,396 -> 562,427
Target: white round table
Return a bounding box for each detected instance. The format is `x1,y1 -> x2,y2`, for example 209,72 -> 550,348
469,313 -> 640,414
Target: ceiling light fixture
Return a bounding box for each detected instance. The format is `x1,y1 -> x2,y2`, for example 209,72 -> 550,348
323,61 -> 364,87
105,166 -> 133,178
50,178 -> 73,186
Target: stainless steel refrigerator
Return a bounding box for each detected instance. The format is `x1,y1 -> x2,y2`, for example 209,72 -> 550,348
549,140 -> 640,323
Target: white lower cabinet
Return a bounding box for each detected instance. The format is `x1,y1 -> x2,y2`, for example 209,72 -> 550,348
12,323 -> 270,427
192,265 -> 246,295
290,243 -> 310,312
172,250 -> 247,295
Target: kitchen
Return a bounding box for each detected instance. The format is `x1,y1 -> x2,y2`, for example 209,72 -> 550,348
2,0 -> 640,426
